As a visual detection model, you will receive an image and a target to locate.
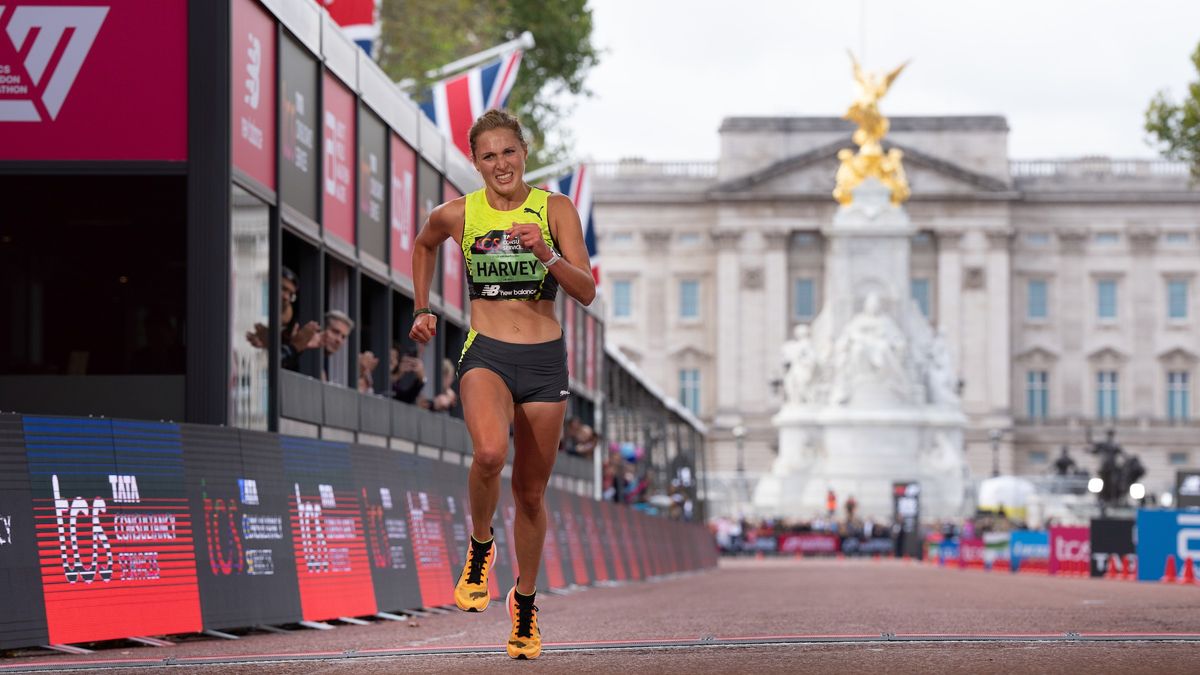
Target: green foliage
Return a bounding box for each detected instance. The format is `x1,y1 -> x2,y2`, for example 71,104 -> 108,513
377,0 -> 599,168
1145,43 -> 1200,180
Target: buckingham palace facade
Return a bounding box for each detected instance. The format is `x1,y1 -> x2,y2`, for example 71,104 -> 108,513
592,116 -> 1200,510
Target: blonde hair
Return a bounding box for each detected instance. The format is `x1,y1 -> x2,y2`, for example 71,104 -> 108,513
468,109 -> 527,158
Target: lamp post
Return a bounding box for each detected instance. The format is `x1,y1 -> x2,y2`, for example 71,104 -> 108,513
989,428 -> 1002,478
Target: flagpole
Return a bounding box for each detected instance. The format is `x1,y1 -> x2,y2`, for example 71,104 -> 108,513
396,31 -> 536,90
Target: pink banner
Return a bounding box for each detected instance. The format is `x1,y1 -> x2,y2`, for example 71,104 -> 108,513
1048,526 -> 1090,575
389,135 -> 416,278
777,533 -> 840,555
441,181 -> 463,311
0,0 -> 187,160
322,71 -> 355,244
958,538 -> 986,567
231,0 -> 275,189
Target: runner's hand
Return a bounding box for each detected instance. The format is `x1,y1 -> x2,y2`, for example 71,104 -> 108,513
409,313 -> 437,344
506,222 -> 550,261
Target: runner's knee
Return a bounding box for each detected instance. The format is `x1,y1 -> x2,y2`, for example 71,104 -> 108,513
511,481 -> 546,515
472,446 -> 507,476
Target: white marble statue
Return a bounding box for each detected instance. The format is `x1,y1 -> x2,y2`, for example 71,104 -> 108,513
926,330 -> 960,406
781,324 -> 818,406
830,292 -> 909,404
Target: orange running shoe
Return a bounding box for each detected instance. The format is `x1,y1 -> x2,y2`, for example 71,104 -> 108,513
506,583 -> 541,660
454,529 -> 496,612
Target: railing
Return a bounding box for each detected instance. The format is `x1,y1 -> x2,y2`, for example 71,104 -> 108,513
591,160 -> 719,179
1009,158 -> 1190,179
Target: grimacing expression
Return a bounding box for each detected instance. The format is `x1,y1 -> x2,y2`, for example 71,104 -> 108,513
472,128 -> 527,197
323,318 -> 350,353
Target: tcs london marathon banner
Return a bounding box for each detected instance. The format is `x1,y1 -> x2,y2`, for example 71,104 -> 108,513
0,0 -> 188,161
0,413 -> 716,649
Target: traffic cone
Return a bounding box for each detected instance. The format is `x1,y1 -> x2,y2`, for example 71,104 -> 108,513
1162,555 -> 1178,583
1106,555 -> 1120,580
1121,555 -> 1134,581
1183,557 -> 1196,585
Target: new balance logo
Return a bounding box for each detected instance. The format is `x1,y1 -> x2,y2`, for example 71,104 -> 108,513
523,206 -> 544,222
481,284 -> 501,297
0,5 -> 109,122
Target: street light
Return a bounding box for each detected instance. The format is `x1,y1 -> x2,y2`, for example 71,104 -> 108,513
1088,477 -> 1104,494
1129,482 -> 1146,501
989,429 -> 1002,477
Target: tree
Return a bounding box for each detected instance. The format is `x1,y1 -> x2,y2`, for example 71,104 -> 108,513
1145,42 -> 1200,180
377,0 -> 599,168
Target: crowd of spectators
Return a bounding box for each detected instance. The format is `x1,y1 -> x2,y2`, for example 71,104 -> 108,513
244,266 -> 463,417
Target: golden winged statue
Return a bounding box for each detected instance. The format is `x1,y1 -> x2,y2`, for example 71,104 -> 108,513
833,52 -> 912,206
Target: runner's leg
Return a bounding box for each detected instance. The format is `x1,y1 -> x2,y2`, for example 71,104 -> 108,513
511,400 -> 566,593
461,368 -> 514,541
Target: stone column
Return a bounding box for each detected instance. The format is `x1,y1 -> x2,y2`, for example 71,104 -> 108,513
985,230 -> 1013,419
760,230 -> 791,412
642,229 -> 672,388
1057,228 -> 1087,415
1129,226 -> 1159,418
936,230 -> 964,359
712,229 -> 743,428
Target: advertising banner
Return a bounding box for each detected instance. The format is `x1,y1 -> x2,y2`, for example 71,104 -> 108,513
389,134 -> 417,279
577,494 -> 609,582
1048,525 -> 1089,576
352,444 -> 421,613
0,416 -> 49,649
983,531 -> 1010,566
1177,471 -> 1200,509
404,465 -> 454,607
441,180 -> 464,312
600,500 -> 628,581
281,437 -> 376,620
554,491 -> 590,586
777,533 -> 840,555
185,427 -> 301,629
358,105 -> 387,261
1135,511 -> 1196,582
322,71 -> 356,244
1009,530 -> 1048,572
616,504 -> 642,580
231,0 -> 275,190
958,538 -> 985,567
25,417 -> 202,644
0,0 -> 187,161
1090,518 -> 1135,578
279,34 -> 320,221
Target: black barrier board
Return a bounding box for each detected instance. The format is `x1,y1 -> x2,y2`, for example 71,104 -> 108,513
598,499 -> 626,580
1178,470 -> 1200,509
632,509 -> 654,578
403,454 -> 454,607
538,487 -> 569,590
24,417 -> 202,644
485,478 -> 516,595
357,105 -> 388,261
499,479 -> 523,587
184,426 -> 301,629
613,502 -> 641,580
0,415 -> 49,649
1090,517 -> 1136,578
548,489 -> 583,586
281,437 -> 377,620
435,460 -> 471,598
555,490 -> 589,586
577,495 -> 609,582
352,444 -> 421,613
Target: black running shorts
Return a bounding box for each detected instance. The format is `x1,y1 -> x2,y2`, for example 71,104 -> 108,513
458,330 -> 570,404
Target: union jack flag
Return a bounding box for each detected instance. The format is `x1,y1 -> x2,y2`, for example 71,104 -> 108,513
322,0 -> 379,57
419,49 -> 524,158
542,164 -> 599,286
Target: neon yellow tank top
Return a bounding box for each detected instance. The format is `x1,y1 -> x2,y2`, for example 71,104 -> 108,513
461,186 -> 558,301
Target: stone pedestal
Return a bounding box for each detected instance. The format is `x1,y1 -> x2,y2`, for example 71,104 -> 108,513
752,179 -> 969,521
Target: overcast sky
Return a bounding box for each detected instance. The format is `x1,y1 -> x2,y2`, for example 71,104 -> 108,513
562,0 -> 1200,162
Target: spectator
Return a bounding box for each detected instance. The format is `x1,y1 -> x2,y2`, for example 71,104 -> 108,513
320,309 -> 354,384
390,343 -> 426,404
826,488 -> 837,518
431,358 -> 462,417
357,350 -> 379,393
245,266 -> 319,371
561,417 -> 598,457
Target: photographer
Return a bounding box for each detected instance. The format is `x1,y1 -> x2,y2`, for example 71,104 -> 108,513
390,342 -> 426,404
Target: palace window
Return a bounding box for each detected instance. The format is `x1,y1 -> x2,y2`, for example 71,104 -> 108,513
911,278 -> 931,318
613,280 -> 633,319
1026,370 -> 1048,420
1027,279 -> 1048,320
679,280 -> 700,319
1168,371 -> 1190,422
794,278 -> 815,320
1096,370 -> 1119,420
1097,280 -> 1117,320
1168,279 -> 1189,320
679,368 -> 701,415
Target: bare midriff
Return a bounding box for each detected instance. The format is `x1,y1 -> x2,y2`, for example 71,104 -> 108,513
470,298 -> 562,344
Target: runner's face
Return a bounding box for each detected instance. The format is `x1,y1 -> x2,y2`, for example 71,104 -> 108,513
472,129 -> 527,197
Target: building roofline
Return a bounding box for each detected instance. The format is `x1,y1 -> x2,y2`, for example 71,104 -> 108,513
719,115 -> 1010,133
